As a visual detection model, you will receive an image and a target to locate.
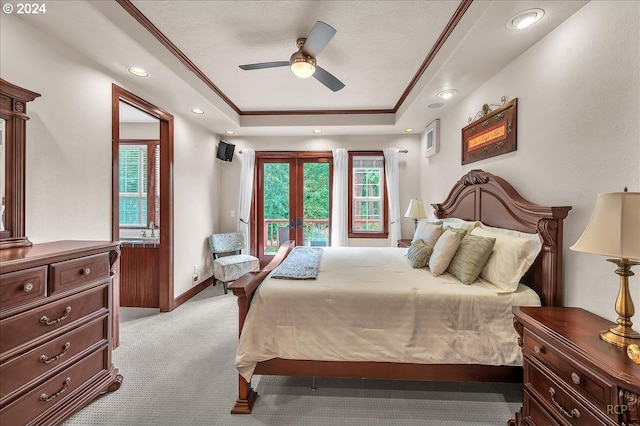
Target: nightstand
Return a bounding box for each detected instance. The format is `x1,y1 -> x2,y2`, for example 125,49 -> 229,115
511,306 -> 640,426
397,239 -> 412,248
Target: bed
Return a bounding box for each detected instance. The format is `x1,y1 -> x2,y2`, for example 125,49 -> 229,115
228,169 -> 571,414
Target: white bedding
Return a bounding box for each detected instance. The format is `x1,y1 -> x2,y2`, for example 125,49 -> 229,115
236,246 -> 541,381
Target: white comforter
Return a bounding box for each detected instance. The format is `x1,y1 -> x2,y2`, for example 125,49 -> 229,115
236,247 -> 540,381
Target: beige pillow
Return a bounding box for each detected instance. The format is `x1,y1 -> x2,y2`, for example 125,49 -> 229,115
429,229 -> 464,276
447,234 -> 496,284
412,220 -> 443,246
407,239 -> 434,268
440,218 -> 480,234
471,227 -> 543,292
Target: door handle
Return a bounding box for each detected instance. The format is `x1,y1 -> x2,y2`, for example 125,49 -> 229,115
289,218 -> 295,229
297,217 -> 303,228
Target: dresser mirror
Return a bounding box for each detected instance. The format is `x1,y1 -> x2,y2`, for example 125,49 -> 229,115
0,79 -> 41,249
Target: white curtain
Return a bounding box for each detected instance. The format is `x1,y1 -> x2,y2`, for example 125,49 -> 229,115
237,148 -> 255,254
330,148 -> 348,246
383,148 -> 401,246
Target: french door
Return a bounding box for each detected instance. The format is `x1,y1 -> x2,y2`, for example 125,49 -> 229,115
254,152 -> 332,263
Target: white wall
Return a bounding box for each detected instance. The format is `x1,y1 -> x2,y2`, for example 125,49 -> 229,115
419,1 -> 640,321
217,134 -> 422,247
0,14 -> 218,299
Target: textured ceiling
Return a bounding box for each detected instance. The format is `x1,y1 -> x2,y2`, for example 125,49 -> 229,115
13,0 -> 588,135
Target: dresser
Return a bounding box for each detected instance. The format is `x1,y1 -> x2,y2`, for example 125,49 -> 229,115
0,241 -> 122,426
511,306 -> 640,426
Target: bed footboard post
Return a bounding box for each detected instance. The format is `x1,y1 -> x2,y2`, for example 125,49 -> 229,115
231,376 -> 257,414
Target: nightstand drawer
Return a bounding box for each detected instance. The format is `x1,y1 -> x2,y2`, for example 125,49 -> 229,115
523,329 -> 614,409
0,266 -> 47,311
49,253 -> 110,295
525,360 -> 616,426
523,390 -> 561,426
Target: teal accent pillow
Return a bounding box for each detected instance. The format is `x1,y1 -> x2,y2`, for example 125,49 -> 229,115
447,234 -> 496,284
407,239 -> 434,268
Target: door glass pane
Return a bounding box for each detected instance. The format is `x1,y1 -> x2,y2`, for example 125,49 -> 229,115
263,162 -> 290,253
303,162 -> 330,246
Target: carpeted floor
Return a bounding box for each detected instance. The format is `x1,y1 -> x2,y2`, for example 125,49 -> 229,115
63,285 -> 523,426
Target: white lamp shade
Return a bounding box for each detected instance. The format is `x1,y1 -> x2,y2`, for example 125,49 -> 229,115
570,191 -> 640,260
404,198 -> 427,220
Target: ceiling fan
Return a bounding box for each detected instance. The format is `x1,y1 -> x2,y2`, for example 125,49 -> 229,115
239,21 -> 345,92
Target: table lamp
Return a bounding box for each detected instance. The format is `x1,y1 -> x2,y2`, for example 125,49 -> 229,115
404,198 -> 427,230
570,188 -> 640,348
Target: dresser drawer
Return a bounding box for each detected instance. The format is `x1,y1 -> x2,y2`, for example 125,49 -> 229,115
523,329 -> 615,410
0,266 -> 47,311
0,285 -> 107,361
525,359 -> 616,426
49,253 -> 110,296
0,346 -> 108,426
0,314 -> 108,402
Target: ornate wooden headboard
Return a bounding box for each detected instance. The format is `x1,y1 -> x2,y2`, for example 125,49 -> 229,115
432,170 -> 572,307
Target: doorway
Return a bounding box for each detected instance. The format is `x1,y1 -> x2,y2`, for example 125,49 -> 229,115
254,152 -> 332,264
111,84 -> 174,313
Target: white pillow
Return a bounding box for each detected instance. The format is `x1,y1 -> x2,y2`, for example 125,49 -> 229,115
470,227 -> 542,293
429,228 -> 464,276
439,218 -> 480,233
412,220 -> 443,246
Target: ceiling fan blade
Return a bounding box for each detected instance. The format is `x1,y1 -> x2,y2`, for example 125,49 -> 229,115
313,66 -> 345,92
239,61 -> 289,70
302,21 -> 336,58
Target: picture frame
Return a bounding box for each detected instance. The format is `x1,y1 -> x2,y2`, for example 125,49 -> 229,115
423,119 -> 439,158
461,98 -> 517,165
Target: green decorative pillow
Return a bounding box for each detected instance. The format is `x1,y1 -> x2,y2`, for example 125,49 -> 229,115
411,221 -> 443,246
447,234 -> 496,284
429,229 -> 465,276
407,239 -> 434,268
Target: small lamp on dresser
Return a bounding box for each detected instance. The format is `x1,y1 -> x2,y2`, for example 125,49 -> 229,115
404,198 -> 427,231
570,188 -> 640,348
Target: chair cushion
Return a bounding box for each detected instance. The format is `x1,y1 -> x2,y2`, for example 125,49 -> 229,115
213,254 -> 260,282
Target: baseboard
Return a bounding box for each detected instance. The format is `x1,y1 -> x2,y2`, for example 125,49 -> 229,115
173,275 -> 214,308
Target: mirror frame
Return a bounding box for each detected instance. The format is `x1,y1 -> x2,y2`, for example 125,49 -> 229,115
0,79 -> 41,249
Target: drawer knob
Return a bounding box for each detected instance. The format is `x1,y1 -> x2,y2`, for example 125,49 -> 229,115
571,372 -> 581,385
549,387 -> 580,419
534,345 -> 544,355
81,267 -> 91,275
23,282 -> 34,292
40,377 -> 71,402
40,306 -> 72,326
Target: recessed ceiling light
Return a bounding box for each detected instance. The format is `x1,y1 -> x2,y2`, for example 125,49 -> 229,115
191,108 -> 204,114
313,129 -> 322,134
404,128 -> 415,133
437,89 -> 457,99
427,102 -> 445,109
127,67 -> 150,77
225,130 -> 235,135
507,9 -> 545,30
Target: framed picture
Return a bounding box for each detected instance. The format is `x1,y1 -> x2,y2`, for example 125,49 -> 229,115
423,119 -> 439,157
461,98 -> 517,165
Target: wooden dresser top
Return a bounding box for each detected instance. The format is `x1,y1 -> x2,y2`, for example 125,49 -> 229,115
0,240 -> 119,273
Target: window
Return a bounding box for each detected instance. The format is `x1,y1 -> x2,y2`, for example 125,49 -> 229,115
119,142 -> 159,227
348,152 -> 388,238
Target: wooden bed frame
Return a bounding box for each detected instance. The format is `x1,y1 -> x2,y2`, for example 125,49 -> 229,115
228,169 -> 572,414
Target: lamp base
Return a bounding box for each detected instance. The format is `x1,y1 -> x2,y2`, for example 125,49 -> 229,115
600,326 -> 640,348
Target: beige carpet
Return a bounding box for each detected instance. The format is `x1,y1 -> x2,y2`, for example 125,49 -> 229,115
63,285 -> 522,426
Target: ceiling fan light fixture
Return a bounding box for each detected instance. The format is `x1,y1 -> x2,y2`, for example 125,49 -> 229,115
290,51 -> 316,78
